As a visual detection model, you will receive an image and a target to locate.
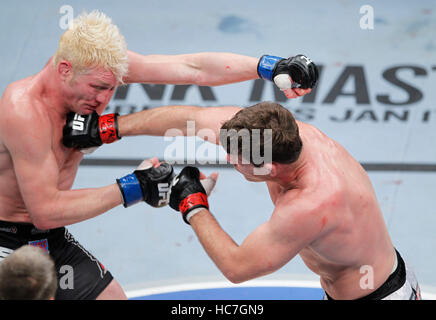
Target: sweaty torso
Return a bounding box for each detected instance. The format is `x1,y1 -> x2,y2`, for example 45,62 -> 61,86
268,121 -> 395,299
0,74 -> 83,223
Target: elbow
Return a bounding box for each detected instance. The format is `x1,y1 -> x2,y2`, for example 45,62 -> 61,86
26,192 -> 63,230
194,77 -> 224,87
222,263 -> 275,284
30,209 -> 56,230
191,69 -> 221,87
226,276 -> 245,285
222,269 -> 249,284
31,216 -> 53,230
192,74 -> 210,87
219,251 -> 254,284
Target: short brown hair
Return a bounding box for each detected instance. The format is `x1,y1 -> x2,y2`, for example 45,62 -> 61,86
220,102 -> 302,165
0,245 -> 57,300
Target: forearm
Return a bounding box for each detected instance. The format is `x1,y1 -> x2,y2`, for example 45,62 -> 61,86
117,105 -> 201,137
183,52 -> 259,86
117,105 -> 240,143
124,51 -> 259,86
189,209 -> 254,283
32,184 -> 122,229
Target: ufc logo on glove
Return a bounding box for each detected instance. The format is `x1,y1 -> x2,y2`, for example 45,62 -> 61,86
158,183 -> 171,207
72,114 -> 85,131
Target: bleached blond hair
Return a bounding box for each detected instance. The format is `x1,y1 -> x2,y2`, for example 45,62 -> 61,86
53,10 -> 128,83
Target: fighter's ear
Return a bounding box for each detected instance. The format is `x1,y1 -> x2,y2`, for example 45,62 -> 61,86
266,163 -> 277,177
58,60 -> 73,79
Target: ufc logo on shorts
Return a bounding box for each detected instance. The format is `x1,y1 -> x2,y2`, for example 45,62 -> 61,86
72,114 -> 86,131
158,183 -> 170,206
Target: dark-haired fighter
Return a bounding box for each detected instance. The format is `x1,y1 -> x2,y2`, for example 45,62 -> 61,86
168,102 -> 421,300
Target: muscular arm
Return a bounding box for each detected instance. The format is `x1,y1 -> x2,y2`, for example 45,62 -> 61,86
188,194 -> 324,283
124,51 -> 259,86
118,105 -> 241,144
0,106 -> 123,229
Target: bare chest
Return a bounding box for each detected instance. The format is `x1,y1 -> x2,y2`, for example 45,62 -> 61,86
51,125 -> 83,177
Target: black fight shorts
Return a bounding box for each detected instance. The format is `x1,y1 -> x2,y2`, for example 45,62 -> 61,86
0,220 -> 114,300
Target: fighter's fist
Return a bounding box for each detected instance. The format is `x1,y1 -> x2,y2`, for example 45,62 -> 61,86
62,112 -> 121,149
117,158 -> 174,208
169,166 -> 210,224
257,54 -> 319,90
